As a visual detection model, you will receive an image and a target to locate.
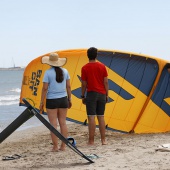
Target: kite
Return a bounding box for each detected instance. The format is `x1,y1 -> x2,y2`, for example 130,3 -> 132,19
19,49 -> 170,133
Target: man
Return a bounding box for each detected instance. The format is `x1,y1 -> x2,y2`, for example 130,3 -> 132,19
81,47 -> 109,145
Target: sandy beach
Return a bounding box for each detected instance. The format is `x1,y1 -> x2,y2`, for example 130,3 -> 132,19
1,121 -> 170,170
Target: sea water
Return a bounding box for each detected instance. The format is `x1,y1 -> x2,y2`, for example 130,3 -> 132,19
0,70 -> 43,133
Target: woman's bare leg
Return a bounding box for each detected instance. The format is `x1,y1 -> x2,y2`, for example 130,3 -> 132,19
58,108 -> 68,151
47,108 -> 59,151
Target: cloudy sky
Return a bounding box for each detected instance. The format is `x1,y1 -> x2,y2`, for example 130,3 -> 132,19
0,0 -> 170,67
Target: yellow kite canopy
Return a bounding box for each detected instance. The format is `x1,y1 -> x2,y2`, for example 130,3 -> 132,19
19,49 -> 170,133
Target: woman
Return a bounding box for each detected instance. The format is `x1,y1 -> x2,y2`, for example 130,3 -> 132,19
39,53 -> 72,152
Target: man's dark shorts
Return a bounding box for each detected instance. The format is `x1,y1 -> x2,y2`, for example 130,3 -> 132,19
86,91 -> 106,116
46,96 -> 68,109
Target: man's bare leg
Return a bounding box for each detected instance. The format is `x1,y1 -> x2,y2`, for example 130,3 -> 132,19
97,116 -> 107,145
87,116 -> 96,145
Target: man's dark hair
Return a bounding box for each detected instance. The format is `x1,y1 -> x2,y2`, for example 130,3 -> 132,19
87,47 -> 98,60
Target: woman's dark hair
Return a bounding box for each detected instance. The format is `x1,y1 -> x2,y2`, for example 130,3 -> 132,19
87,47 -> 98,60
54,67 -> 64,83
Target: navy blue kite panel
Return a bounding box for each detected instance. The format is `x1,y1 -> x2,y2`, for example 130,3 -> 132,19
125,55 -> 158,96
97,51 -> 158,96
109,52 -> 130,78
138,58 -> 158,95
98,51 -> 132,100
151,67 -> 170,117
97,51 -> 113,68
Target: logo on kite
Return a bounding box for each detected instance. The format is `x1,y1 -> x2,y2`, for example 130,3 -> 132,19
29,70 -> 42,96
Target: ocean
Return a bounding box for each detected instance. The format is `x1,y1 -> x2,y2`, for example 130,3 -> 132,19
0,70 -> 43,133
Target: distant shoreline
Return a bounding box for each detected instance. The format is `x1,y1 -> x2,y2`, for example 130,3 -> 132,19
0,67 -> 25,71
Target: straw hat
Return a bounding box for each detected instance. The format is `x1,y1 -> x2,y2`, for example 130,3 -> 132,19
42,53 -> 67,67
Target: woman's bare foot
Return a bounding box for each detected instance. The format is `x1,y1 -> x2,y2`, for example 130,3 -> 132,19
59,147 -> 66,151
51,148 -> 59,152
51,146 -> 59,152
59,143 -> 66,151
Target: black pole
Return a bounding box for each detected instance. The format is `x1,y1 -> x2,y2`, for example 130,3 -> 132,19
0,107 -> 34,143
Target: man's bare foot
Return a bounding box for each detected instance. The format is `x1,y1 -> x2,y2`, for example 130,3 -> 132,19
101,140 -> 107,145
102,142 -> 107,145
87,142 -> 94,145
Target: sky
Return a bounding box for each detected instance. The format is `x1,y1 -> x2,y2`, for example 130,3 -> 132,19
0,0 -> 170,68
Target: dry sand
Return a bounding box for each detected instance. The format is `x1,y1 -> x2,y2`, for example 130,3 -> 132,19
1,121 -> 170,170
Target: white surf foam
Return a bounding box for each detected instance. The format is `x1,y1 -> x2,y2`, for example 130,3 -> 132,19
9,88 -> 21,93
0,95 -> 20,106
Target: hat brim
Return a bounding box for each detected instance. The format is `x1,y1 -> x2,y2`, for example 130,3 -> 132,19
42,56 -> 67,67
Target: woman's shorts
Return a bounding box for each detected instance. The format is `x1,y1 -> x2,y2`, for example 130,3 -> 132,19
86,91 -> 106,116
46,97 -> 68,109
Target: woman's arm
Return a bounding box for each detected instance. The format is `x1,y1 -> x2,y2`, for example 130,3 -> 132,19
39,82 -> 48,112
66,79 -> 72,108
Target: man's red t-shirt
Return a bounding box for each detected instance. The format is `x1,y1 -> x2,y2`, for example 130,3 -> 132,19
81,62 -> 108,94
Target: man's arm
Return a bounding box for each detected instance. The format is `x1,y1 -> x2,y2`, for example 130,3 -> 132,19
81,80 -> 87,104
104,77 -> 109,102
81,80 -> 87,96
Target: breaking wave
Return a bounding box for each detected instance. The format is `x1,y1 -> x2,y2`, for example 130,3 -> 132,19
0,95 -> 20,106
